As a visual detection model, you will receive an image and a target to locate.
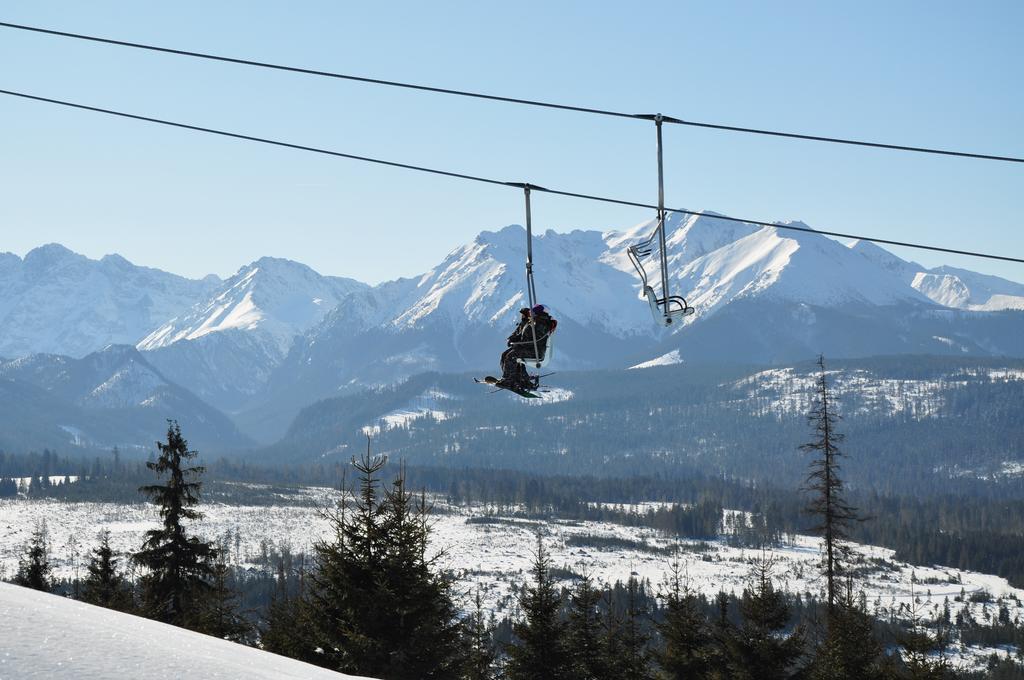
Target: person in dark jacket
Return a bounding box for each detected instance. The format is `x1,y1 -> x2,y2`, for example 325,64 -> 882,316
500,304 -> 557,389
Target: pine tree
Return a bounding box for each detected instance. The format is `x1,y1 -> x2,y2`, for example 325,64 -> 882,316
261,559 -> 316,662
567,572 -> 610,679
133,420 -> 218,627
810,582 -> 885,680
82,530 -> 132,610
465,590 -> 497,680
655,556 -> 713,679
724,554 -> 804,680
602,588 -> 631,678
506,534 -> 572,680
304,444 -> 466,679
14,523 -> 52,592
622,575 -> 654,680
897,587 -> 954,680
802,355 -> 860,613
707,591 -> 735,680
194,554 -> 250,642
0,477 -> 17,497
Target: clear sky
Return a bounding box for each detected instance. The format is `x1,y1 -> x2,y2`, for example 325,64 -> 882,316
1,1 -> 1021,284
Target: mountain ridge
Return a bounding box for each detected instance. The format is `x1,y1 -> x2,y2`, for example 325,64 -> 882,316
3,213 -> 1023,445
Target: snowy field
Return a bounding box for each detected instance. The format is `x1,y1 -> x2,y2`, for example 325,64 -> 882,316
1,485 -> 1021,670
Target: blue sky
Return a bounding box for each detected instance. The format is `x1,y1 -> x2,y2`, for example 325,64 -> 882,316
1,1 -> 1021,283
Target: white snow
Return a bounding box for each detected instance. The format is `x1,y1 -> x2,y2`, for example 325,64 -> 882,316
361,389 -> 455,435
137,258 -> 366,356
725,365 -> 1024,418
630,350 -> 683,369
0,581 -> 373,679
389,225 -> 650,338
528,387 -> 574,404
83,360 -> 168,408
0,245 -> 217,359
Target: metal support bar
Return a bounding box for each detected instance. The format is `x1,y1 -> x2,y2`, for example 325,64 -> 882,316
522,186 -> 541,365
654,114 -> 673,325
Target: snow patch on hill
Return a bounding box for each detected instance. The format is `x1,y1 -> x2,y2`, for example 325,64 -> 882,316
630,349 -> 683,369
361,389 -> 456,435
733,368 -> 952,417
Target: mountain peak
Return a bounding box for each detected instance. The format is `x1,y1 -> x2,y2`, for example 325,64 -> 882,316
474,224 -> 525,248
23,243 -> 82,268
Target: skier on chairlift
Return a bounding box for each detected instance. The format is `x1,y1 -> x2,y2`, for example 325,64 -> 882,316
499,304 -> 557,390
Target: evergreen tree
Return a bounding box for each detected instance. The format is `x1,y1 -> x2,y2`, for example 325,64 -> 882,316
896,589 -> 954,680
506,534 -> 572,680
602,588 -> 631,678
14,524 -> 52,592
707,591 -> 735,680
802,355 -> 860,613
655,556 -> 713,679
809,583 -> 885,680
133,421 -> 218,627
305,444 -> 466,679
465,590 -> 498,680
0,476 -> 17,497
567,572 -> 611,679
621,575 -> 654,680
724,554 -> 804,679
261,560 -> 316,662
82,530 -> 132,610
194,554 -> 250,641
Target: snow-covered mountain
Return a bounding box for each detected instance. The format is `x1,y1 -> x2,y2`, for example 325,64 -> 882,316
231,213 -> 1023,440
138,257 -> 368,411
4,212 -> 1022,444
0,345 -> 249,452
0,244 -> 219,359
850,239 -> 1024,310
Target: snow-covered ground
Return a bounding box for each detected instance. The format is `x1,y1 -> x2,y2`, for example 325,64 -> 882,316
0,581 -> 373,679
630,350 -> 683,370
361,388 -> 455,435
1,489 -> 1020,671
730,366 -> 1024,418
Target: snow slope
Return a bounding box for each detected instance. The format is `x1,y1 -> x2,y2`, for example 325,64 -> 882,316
851,240 -> 1024,310
0,581 -> 373,680
138,257 -> 366,355
138,258 -> 368,411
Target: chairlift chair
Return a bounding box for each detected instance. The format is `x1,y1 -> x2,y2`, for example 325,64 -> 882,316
627,114 -> 696,327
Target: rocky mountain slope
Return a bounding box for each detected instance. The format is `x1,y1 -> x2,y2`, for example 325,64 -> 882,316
0,244 -> 218,359
137,257 -> 367,411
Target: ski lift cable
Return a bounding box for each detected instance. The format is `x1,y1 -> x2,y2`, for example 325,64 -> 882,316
1,87 -> 1022,266
1,20 -> 1022,165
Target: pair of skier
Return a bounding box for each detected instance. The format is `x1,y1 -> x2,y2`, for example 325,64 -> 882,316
496,304 -> 557,391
